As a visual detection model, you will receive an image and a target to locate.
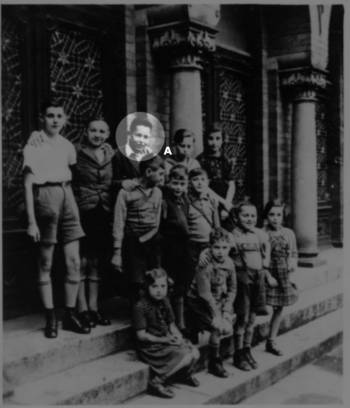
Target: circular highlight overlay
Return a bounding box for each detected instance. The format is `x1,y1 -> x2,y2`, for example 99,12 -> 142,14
115,112 -> 165,162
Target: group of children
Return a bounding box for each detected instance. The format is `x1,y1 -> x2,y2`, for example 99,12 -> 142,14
23,99 -> 298,399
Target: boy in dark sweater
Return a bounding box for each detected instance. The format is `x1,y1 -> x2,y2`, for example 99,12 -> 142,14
161,164 -> 191,331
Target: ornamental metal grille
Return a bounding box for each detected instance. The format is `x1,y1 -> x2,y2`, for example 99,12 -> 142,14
49,27 -> 104,144
218,69 -> 247,202
2,17 -> 24,216
316,101 -> 329,203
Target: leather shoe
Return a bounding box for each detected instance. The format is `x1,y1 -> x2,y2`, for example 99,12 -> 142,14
266,339 -> 283,356
233,350 -> 251,371
179,374 -> 200,387
243,347 -> 258,369
208,358 -> 229,378
62,311 -> 91,334
89,310 -> 111,326
44,312 -> 58,339
148,379 -> 174,398
79,311 -> 96,328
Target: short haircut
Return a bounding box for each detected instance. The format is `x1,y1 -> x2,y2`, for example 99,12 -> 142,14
173,129 -> 195,145
129,115 -> 152,134
263,198 -> 286,220
210,227 -> 232,245
206,121 -> 224,138
169,164 -> 188,181
235,196 -> 257,217
139,155 -> 165,175
40,99 -> 66,115
188,167 -> 208,180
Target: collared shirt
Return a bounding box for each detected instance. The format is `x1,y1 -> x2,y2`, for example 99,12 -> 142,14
125,142 -> 153,162
73,143 -> 114,212
188,248 -> 237,316
23,133 -> 76,184
187,192 -> 220,243
230,226 -> 270,272
113,182 -> 162,249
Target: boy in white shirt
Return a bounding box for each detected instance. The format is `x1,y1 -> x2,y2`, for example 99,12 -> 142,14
23,100 -> 88,338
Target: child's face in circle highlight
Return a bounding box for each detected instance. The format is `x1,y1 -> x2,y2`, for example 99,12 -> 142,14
190,174 -> 208,194
86,120 -> 110,148
168,178 -> 187,197
237,205 -> 257,231
176,136 -> 194,160
267,206 -> 283,229
211,240 -> 231,263
148,277 -> 168,300
207,131 -> 223,153
129,125 -> 151,153
43,107 -> 66,136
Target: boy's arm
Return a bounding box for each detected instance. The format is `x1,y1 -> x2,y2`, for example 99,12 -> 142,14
208,188 -> 232,211
223,263 -> 237,314
213,200 -> 220,229
225,180 -> 236,204
24,170 -> 40,242
196,265 -> 220,318
111,190 -> 127,270
259,230 -> 271,269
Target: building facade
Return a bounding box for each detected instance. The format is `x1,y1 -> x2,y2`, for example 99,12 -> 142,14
2,4 -> 344,317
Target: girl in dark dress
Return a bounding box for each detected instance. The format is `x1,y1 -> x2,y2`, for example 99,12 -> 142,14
263,199 -> 298,356
132,268 -> 200,398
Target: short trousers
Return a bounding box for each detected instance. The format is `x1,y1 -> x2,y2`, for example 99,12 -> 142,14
234,269 -> 266,316
34,184 -> 85,245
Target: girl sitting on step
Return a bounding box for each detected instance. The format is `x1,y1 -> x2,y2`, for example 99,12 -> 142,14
132,268 -> 200,399
263,199 -> 298,356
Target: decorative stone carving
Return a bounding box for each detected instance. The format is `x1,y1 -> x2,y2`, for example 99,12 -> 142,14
170,53 -> 203,70
281,69 -> 329,101
151,27 -> 216,55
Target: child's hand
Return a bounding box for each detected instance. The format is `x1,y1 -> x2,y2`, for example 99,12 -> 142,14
27,222 -> 40,242
212,316 -> 222,330
122,179 -> 138,191
168,334 -> 182,345
28,130 -> 47,147
224,200 -> 233,212
265,269 -> 278,288
220,209 -> 229,220
111,252 -> 122,273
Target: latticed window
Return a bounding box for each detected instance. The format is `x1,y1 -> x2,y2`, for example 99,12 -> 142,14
218,69 -> 248,202
2,16 -> 24,217
49,27 -> 104,144
316,101 -> 329,203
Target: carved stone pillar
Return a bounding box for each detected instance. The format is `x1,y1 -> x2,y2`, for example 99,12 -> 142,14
148,5 -> 220,155
281,69 -> 328,266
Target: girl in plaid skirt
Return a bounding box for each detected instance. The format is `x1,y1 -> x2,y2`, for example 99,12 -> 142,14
263,199 -> 298,356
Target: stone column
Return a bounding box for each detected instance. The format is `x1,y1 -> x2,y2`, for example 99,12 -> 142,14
170,54 -> 203,153
148,5 -> 220,155
281,69 -> 328,266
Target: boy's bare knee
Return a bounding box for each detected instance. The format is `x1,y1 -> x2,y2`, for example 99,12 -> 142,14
66,255 -> 81,275
192,347 -> 200,361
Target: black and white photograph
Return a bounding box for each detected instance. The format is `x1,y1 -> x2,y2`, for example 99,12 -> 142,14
2,1 -> 346,405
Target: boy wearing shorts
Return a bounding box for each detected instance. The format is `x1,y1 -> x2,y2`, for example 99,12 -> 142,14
23,100 -> 89,338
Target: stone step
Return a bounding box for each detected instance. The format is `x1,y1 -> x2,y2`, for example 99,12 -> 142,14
4,279 -> 343,405
3,274 -> 343,393
5,350 -> 149,405
126,309 -> 343,405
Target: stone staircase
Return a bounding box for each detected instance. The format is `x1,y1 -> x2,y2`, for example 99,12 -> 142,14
3,248 -> 343,405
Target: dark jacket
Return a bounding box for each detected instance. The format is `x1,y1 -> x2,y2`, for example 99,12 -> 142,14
73,143 -> 114,212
